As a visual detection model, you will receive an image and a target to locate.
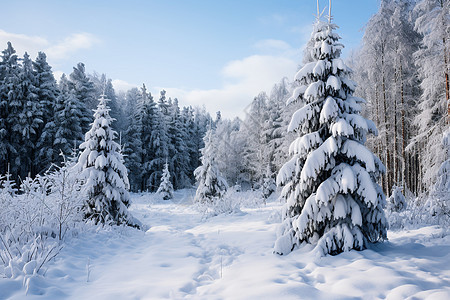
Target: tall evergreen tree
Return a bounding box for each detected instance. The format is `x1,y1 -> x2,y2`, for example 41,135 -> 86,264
123,87 -> 145,191
75,95 -> 140,228
0,42 -> 20,177
69,62 -> 95,134
139,85 -> 158,191
16,52 -> 42,178
181,106 -> 198,185
274,18 -> 387,256
241,92 -> 269,187
168,98 -> 190,189
193,106 -> 211,169
53,74 -> 85,161
267,78 -> 291,174
148,90 -> 169,190
34,52 -> 59,173
194,128 -> 228,204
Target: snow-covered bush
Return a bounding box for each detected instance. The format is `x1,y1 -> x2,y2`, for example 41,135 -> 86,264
75,95 -> 141,228
228,186 -> 257,207
157,162 -> 174,200
0,171 -> 68,280
387,129 -> 448,230
274,18 -> 387,256
387,186 -> 407,213
195,192 -> 241,218
42,154 -> 85,240
387,194 -> 448,231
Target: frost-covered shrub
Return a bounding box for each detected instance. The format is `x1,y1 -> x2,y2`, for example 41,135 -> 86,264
43,155 -> 86,240
388,129 -> 450,229
388,194 -> 449,231
227,185 -> 266,209
195,193 -> 241,218
1,228 -> 61,281
0,154 -> 85,281
0,177 -> 59,280
195,186 -> 243,218
385,186 -> 408,229
387,186 -> 407,213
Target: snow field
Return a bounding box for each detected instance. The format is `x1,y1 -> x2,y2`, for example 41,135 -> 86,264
2,189 -> 450,299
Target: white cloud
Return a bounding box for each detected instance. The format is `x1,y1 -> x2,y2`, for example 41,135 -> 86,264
165,54 -> 297,119
254,39 -> 292,53
259,14 -> 287,26
0,29 -> 98,61
291,24 -> 314,49
46,33 -> 99,60
52,70 -> 65,82
112,79 -> 139,93
112,44 -> 298,119
222,55 -> 295,85
0,29 -> 49,57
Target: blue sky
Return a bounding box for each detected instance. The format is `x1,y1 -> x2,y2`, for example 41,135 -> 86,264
0,0 -> 379,118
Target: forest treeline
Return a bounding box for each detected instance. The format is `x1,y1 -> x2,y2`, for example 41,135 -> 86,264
0,0 -> 448,199
0,42 -> 214,191
352,0 -> 448,197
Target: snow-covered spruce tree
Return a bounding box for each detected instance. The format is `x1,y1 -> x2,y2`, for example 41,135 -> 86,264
122,87 -> 144,191
53,74 -> 85,162
194,128 -> 228,205
168,98 -> 191,189
16,52 -> 42,178
157,162 -> 173,200
181,106 -> 198,184
274,18 -> 387,256
75,95 -> 140,228
241,92 -> 269,187
34,52 -> 59,172
149,90 -> 170,190
262,163 -> 276,200
0,42 -> 21,178
69,62 -> 96,135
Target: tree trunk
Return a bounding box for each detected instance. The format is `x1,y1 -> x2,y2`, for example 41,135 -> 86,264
394,64 -> 399,187
444,36 -> 449,123
381,51 -> 391,194
375,83 -> 385,192
400,63 -> 406,192
442,0 -> 449,123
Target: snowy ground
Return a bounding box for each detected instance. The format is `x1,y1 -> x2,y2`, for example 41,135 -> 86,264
2,189 -> 450,299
